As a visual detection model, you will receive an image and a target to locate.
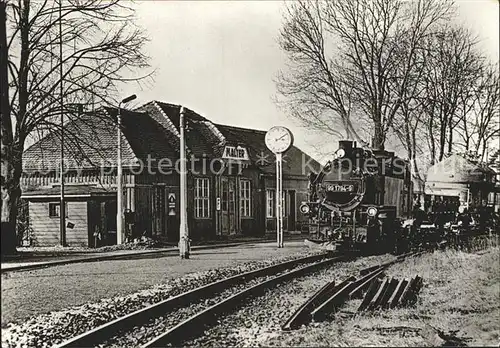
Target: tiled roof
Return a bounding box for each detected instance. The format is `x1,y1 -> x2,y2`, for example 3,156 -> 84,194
154,101 -> 208,129
23,107 -> 177,171
23,101 -> 320,180
146,102 -> 220,158
104,107 -> 178,164
215,124 -> 272,161
23,109 -> 134,171
135,101 -> 180,153
215,124 -> 321,177
258,145 -> 321,177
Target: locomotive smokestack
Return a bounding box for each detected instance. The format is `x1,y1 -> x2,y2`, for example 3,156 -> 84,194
338,140 -> 354,153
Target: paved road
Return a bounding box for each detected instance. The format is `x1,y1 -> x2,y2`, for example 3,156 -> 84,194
1,241 -> 309,326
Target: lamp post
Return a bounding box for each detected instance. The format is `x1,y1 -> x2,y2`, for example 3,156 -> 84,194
116,94 -> 137,245
179,106 -> 190,259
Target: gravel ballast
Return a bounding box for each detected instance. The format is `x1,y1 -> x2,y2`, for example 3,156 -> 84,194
2,249 -> 323,348
183,248 -> 498,347
184,254 -> 396,347
101,262 -> 322,348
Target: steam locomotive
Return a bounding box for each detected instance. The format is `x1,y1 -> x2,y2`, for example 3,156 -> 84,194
300,140 -> 413,254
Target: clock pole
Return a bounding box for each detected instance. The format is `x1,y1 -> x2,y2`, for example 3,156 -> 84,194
276,152 -> 283,248
265,126 -> 293,249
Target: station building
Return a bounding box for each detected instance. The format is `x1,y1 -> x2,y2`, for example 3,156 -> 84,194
20,101 -> 320,247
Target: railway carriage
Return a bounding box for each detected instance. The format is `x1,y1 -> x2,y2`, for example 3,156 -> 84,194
423,154 -> 498,241
300,140 -> 412,254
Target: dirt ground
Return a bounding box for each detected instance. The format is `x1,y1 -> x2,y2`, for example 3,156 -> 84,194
339,247 -> 500,347
263,246 -> 499,347
1,241 -> 309,326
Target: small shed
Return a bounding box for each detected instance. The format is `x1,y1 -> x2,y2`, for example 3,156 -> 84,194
425,154 -> 496,209
22,185 -> 116,247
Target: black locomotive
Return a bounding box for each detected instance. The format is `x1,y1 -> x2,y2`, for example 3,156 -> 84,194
300,140 -> 413,254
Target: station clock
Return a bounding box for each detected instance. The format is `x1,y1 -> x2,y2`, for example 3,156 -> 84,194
265,126 -> 294,154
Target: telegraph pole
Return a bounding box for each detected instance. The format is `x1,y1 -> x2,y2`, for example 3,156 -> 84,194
179,106 -> 190,259
116,94 -> 136,245
116,105 -> 123,245
58,0 -> 66,246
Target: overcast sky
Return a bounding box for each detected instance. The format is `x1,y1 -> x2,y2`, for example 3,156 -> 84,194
120,0 -> 500,161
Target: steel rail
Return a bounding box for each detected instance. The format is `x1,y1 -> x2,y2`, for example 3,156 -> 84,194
142,255 -> 348,347
54,252 -> 335,348
282,265 -> 384,329
281,274 -> 346,331
281,251 -> 423,330
309,276 -> 356,321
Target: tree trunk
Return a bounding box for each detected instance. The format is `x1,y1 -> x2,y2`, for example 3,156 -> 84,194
1,0 -> 18,256
447,117 -> 453,154
372,121 -> 385,150
1,155 -> 22,256
438,119 -> 447,162
428,110 -> 436,165
480,142 -> 487,163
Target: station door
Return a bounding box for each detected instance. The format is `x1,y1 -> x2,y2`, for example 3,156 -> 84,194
221,176 -> 237,235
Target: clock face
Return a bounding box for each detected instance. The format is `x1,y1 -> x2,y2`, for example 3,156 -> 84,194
265,126 -> 294,154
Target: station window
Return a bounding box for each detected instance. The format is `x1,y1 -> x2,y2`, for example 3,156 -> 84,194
195,177 -> 210,218
266,189 -> 275,218
49,202 -> 68,218
240,180 -> 251,217
266,189 -> 286,218
282,191 -> 287,217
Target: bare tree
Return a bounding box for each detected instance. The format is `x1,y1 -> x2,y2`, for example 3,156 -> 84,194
489,149 -> 500,169
275,0 -> 362,144
0,0 -> 151,255
390,25 -> 429,189
417,26 -> 484,164
393,24 -> 486,191
455,65 -> 500,161
276,0 -> 452,151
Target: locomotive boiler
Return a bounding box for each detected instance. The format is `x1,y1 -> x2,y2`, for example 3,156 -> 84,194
300,140 -> 412,254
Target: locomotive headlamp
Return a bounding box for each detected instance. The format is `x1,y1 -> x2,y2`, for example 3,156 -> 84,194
366,206 -> 378,217
300,203 -> 311,214
363,149 -> 373,158
336,148 -> 346,158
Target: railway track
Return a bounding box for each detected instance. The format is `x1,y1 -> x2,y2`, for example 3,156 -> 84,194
54,252 -> 349,348
281,251 -> 425,330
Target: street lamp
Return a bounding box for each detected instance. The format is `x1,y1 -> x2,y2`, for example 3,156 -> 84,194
117,94 -> 137,245
179,106 -> 190,259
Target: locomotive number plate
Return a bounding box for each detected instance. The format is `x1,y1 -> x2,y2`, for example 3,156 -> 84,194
325,184 -> 355,192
